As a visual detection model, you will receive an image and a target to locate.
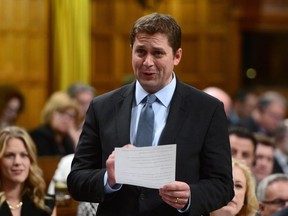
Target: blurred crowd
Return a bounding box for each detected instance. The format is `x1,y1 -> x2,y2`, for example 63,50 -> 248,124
1,82 -> 288,215
204,86 -> 288,216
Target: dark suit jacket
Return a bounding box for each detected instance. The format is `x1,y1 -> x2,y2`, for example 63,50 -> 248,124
272,157 -> 285,174
0,194 -> 55,216
67,80 -> 234,216
29,125 -> 75,156
271,207 -> 288,216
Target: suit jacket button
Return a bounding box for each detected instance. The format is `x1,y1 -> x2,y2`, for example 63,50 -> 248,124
139,193 -> 145,200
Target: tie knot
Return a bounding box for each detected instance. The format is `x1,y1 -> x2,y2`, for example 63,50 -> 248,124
146,94 -> 157,105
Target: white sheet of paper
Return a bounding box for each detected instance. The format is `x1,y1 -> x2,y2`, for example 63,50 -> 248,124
115,144 -> 176,189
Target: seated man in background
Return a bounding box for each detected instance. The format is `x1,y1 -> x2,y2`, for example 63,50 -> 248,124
67,82 -> 96,148
257,173 -> 288,216
253,133 -> 275,184
272,206 -> 288,216
229,88 -> 258,126
273,119 -> 288,174
237,91 -> 287,138
229,126 -> 257,169
203,86 -> 232,119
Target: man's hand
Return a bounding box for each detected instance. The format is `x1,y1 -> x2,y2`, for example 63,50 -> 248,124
159,181 -> 190,209
106,144 -> 134,187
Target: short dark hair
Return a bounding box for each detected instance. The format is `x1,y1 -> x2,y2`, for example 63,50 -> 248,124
229,126 -> 257,152
130,13 -> 181,55
257,91 -> 287,112
254,133 -> 275,148
67,83 -> 96,98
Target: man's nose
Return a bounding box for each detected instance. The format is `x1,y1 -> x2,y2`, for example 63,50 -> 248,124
143,54 -> 153,66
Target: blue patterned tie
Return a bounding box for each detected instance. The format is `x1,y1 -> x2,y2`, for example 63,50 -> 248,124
136,94 -> 157,147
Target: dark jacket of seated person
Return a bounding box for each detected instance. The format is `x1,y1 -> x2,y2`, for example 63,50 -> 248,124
30,124 -> 75,156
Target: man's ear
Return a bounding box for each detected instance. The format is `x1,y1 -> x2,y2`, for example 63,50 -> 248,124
173,48 -> 182,66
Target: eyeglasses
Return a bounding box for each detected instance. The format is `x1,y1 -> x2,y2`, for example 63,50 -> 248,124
262,198 -> 288,207
55,110 -> 76,120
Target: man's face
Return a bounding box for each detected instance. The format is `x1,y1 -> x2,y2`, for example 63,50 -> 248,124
253,143 -> 274,182
260,180 -> 288,216
229,134 -> 255,168
260,102 -> 286,134
75,91 -> 94,117
131,32 -> 182,93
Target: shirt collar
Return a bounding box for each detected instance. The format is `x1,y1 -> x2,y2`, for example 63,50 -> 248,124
135,73 -> 176,107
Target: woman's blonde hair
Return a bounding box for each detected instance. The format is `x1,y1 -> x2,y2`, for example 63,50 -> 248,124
41,91 -> 81,125
0,126 -> 52,213
233,159 -> 259,216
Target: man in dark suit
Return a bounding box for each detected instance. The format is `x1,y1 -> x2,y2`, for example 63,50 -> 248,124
272,207 -> 288,216
67,13 -> 234,216
257,173 -> 288,216
273,119 -> 288,174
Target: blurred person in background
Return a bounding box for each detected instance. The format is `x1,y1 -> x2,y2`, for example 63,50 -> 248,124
237,91 -> 287,138
257,173 -> 288,216
229,88 -> 258,126
47,85 -> 98,215
253,133 -> 275,184
0,84 -> 25,129
0,126 -> 56,215
271,206 -> 288,216
47,153 -> 99,216
273,119 -> 288,174
210,159 -> 258,216
29,91 -> 81,156
229,126 -> 257,169
66,83 -> 96,148
203,86 -> 233,119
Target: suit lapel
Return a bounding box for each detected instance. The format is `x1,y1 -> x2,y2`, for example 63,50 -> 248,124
114,81 -> 188,147
159,82 -> 187,145
115,83 -> 135,146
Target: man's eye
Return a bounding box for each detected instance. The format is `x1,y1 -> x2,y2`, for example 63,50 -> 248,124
154,51 -> 164,57
136,49 -> 146,55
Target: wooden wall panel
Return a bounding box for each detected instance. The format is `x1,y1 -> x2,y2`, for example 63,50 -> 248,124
176,35 -> 200,85
1,0 -> 287,129
0,0 -> 50,129
91,35 -> 113,82
90,0 -> 241,95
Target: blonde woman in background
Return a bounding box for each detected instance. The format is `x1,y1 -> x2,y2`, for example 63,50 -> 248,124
210,159 -> 259,216
0,126 -> 56,215
29,91 -> 81,156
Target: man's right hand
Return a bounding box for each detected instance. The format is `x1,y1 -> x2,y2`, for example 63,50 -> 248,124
106,144 -> 135,187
